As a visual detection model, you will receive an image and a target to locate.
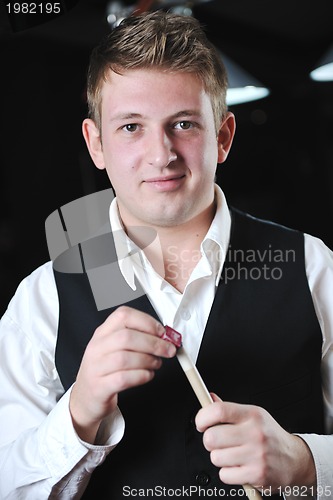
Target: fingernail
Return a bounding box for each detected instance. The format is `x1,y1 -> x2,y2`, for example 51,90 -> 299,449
167,343 -> 177,357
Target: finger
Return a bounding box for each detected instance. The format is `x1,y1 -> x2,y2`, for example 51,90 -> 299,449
195,401 -> 233,432
99,367 -> 157,394
219,464 -> 259,487
202,423 -> 244,451
210,442 -> 254,468
211,448 -> 243,469
98,306 -> 166,339
94,326 -> 175,359
90,306 -> 176,359
93,351 -> 163,375
114,328 -> 176,357
196,401 -> 253,432
210,392 -> 223,403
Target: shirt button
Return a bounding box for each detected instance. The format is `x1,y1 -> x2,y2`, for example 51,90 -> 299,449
195,472 -> 211,485
180,309 -> 191,320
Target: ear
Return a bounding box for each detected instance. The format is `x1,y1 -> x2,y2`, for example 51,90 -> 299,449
217,112 -> 236,164
82,118 -> 105,170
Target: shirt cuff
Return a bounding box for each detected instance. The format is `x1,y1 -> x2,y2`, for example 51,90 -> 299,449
38,387 -> 125,478
296,433 -> 333,499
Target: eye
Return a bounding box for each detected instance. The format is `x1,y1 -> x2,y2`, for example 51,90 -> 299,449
122,123 -> 139,133
174,120 -> 193,130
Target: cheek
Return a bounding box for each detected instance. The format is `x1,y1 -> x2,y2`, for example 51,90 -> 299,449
187,138 -> 218,173
101,143 -> 127,175
203,135 -> 220,165
179,138 -> 204,164
105,164 -> 129,191
103,154 -> 139,194
105,138 -> 141,169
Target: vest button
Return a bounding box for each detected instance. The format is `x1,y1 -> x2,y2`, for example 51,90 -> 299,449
195,471 -> 211,485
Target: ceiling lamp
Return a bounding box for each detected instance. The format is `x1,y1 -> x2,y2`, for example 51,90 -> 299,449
310,44 -> 333,82
221,52 -> 270,106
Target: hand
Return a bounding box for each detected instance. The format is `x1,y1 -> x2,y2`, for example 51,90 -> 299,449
195,394 -> 316,493
69,306 -> 176,443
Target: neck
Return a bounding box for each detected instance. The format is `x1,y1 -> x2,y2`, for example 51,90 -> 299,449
125,201 -> 216,292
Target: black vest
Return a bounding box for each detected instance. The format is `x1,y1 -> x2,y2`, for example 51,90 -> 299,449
54,208 -> 324,499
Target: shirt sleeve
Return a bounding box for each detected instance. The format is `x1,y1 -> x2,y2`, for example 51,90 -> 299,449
297,234 -> 333,499
0,263 -> 124,499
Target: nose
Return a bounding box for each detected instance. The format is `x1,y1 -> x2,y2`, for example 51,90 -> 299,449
146,129 -> 177,168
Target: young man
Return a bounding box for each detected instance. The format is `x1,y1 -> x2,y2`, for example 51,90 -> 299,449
0,10 -> 332,499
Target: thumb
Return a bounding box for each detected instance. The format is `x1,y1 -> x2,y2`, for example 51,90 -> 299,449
210,392 -> 223,403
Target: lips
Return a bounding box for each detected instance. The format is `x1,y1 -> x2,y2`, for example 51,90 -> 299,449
144,174 -> 185,183
144,174 -> 186,192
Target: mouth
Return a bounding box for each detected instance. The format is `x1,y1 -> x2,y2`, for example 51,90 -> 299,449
145,174 -> 186,183
144,174 -> 186,192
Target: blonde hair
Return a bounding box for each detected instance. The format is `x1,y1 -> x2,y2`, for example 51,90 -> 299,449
86,10 -> 228,131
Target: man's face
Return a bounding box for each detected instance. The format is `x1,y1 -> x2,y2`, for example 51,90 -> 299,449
83,69 -> 234,229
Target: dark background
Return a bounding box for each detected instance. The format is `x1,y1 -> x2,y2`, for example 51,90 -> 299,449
0,0 -> 333,314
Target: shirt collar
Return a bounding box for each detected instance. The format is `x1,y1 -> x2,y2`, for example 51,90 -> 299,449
109,201 -> 140,290
200,184 -> 231,284
109,184 -> 231,289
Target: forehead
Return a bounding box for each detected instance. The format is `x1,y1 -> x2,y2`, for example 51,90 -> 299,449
100,68 -> 214,120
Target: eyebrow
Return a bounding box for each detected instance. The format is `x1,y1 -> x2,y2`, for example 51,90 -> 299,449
171,110 -> 202,119
109,113 -> 143,123
109,110 -> 202,123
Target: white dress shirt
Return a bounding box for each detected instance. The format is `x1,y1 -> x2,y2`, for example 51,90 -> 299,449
0,185 -> 332,499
